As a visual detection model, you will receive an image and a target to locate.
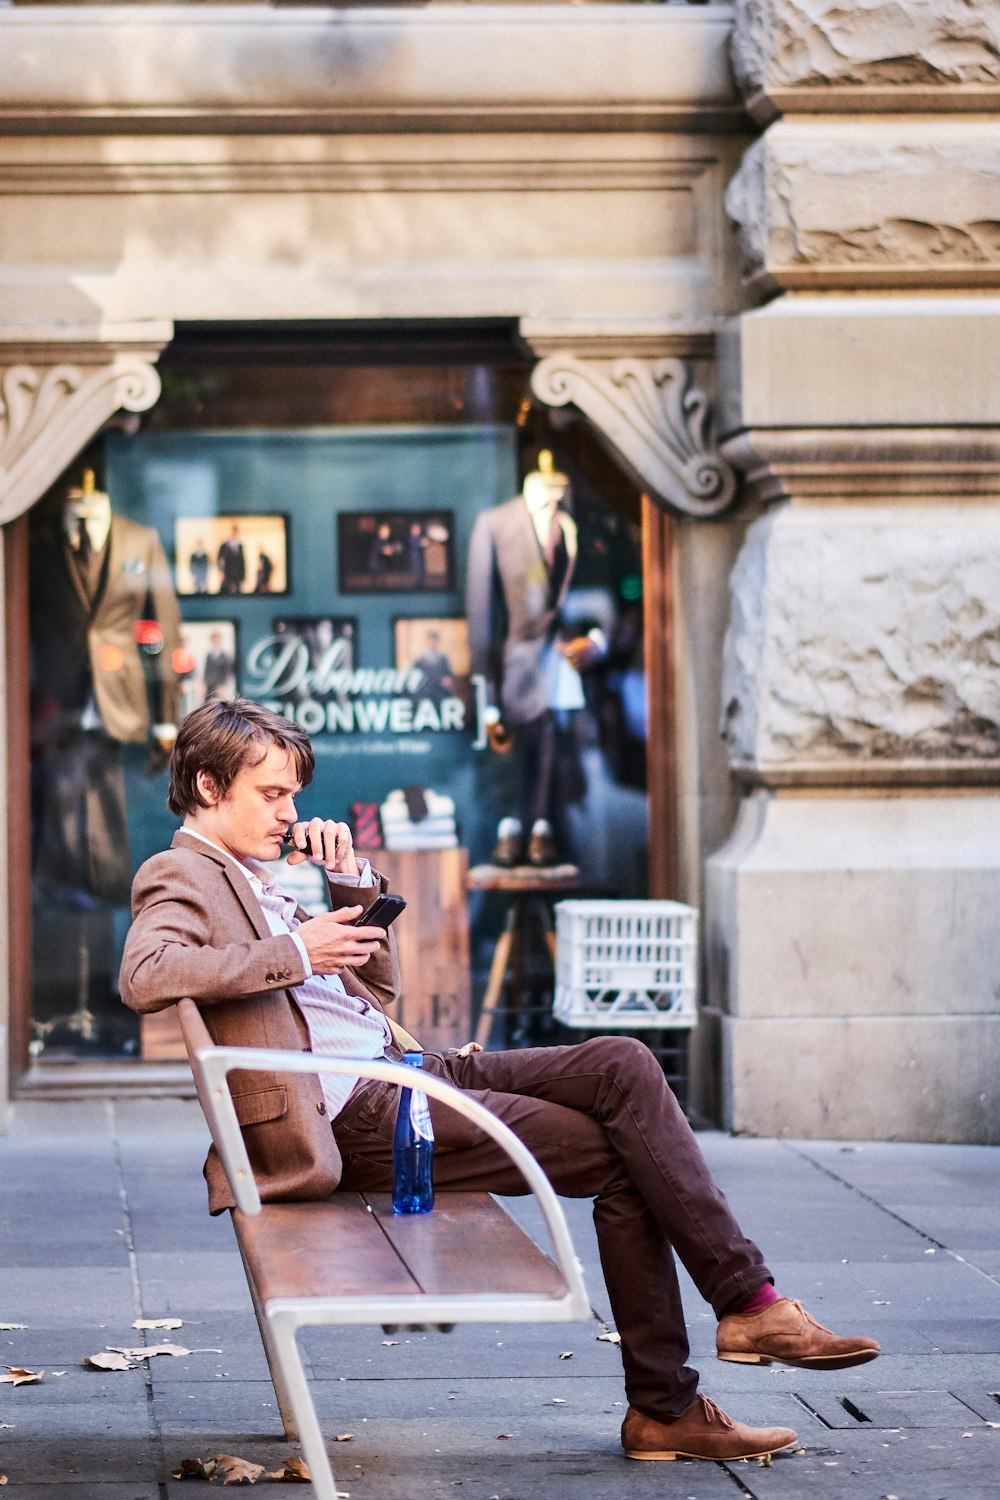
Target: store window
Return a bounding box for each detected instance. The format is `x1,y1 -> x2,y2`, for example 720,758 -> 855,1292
25,324 -> 648,1068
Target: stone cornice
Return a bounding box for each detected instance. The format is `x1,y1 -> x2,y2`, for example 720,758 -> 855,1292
724,428 -> 1000,505
0,5 -> 744,136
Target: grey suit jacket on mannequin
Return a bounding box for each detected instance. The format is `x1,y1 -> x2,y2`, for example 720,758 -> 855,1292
120,830 -> 402,1214
466,494 -> 575,726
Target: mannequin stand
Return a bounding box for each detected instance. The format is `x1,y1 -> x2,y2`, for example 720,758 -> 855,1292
467,864 -> 582,1049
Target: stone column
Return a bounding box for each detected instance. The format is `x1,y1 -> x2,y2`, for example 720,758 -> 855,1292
709,0 -> 1000,1142
0,322 -> 169,1120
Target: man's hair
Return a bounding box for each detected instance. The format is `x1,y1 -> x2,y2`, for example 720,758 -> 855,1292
168,699 -> 314,817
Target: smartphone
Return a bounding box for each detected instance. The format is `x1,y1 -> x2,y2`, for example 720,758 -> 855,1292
351,893 -> 407,930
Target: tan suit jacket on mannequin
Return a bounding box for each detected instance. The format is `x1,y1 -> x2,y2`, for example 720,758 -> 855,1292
83,513 -> 182,741
119,831 -> 403,1214
31,509 -> 182,742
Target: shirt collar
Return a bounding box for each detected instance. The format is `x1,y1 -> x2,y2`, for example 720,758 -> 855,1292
180,826 -> 265,890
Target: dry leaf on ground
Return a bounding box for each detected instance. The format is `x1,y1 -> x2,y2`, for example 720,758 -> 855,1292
134,1318 -> 183,1331
0,1324 -> 26,1332
171,1453 -> 311,1485
596,1331 -> 621,1346
85,1352 -> 133,1372
108,1344 -> 193,1361
0,1367 -> 42,1386
334,1433 -> 353,1442
214,1453 -> 266,1485
558,1351 -> 573,1360
263,1458 -> 312,1482
0,1473 -> 8,1484
172,1456 -> 218,1481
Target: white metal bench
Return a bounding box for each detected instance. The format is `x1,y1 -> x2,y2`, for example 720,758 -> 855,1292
178,998 -> 590,1500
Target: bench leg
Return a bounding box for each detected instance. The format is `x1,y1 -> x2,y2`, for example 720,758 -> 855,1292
266,1310 -> 340,1500
237,1237 -> 300,1442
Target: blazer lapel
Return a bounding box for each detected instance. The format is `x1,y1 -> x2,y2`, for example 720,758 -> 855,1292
170,829 -> 272,942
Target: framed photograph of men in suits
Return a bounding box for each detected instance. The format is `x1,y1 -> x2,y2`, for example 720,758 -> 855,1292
176,619 -> 239,720
174,514 -> 290,597
338,510 -> 454,594
394,616 -> 471,708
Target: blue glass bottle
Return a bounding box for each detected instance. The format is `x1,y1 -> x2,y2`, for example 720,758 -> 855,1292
392,1052 -> 435,1214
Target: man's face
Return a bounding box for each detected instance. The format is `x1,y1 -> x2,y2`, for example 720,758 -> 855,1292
195,741 -> 300,864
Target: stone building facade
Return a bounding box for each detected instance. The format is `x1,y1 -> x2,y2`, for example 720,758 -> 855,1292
0,1 -> 997,1142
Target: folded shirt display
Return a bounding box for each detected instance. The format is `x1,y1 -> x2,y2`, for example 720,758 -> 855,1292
380,788 -> 458,850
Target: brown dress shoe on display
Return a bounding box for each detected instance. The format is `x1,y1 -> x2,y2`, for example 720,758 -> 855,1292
491,817 -> 523,868
717,1297 -> 880,1370
526,818 -> 558,867
621,1396 -> 797,1462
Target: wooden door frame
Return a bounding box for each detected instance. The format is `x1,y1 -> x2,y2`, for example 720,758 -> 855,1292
5,514 -> 32,1093
641,494 -> 678,900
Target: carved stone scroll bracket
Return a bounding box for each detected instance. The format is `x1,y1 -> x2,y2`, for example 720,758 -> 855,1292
0,330 -> 170,525
530,354 -> 738,519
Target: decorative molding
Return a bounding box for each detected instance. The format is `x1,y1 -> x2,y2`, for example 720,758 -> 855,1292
0,157 -> 712,199
521,318 -> 718,362
723,427 -> 1000,506
531,353 -> 737,518
0,334 -> 168,524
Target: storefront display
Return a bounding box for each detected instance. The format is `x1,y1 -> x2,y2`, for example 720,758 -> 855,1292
24,352 -> 650,1069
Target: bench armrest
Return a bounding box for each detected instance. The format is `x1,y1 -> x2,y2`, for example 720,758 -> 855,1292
177,999 -> 588,1315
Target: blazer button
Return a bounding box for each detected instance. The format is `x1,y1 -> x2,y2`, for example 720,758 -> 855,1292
316,1101 -> 327,1116
281,969 -> 291,980
265,972 -> 276,983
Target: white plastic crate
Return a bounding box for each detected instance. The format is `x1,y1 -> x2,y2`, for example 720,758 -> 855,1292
553,900 -> 698,1030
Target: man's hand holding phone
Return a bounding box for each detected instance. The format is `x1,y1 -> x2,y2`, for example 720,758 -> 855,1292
299,906 -> 384,976
298,894 -> 406,975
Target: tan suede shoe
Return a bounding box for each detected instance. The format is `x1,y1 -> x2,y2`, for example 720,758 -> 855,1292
717,1297 -> 881,1370
621,1396 -> 797,1462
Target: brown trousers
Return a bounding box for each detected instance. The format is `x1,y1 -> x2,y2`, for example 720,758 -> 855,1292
332,1036 -> 771,1420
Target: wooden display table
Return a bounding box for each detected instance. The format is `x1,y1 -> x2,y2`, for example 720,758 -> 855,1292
360,846 -> 472,1053
466,863 -> 582,1049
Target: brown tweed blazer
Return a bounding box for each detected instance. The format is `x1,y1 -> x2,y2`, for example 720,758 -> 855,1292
120,830 -> 402,1214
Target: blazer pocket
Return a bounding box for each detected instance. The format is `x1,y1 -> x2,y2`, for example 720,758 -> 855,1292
232,1087 -> 288,1127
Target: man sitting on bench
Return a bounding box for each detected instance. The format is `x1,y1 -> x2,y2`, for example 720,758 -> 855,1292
120,698 -> 879,1466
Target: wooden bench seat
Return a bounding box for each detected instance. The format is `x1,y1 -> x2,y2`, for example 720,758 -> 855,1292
233,1191 -> 567,1309
178,999 -> 589,1500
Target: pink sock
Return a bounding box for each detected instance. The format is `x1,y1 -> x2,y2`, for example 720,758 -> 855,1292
735,1283 -> 781,1316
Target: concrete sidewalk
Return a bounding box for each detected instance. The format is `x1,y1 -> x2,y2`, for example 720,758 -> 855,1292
0,1098 -> 997,1499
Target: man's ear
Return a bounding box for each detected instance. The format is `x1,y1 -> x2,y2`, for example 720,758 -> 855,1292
195,769 -> 221,806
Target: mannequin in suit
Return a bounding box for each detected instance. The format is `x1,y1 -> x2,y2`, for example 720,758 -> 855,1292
466,452 -> 604,864
29,466 -> 182,1047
